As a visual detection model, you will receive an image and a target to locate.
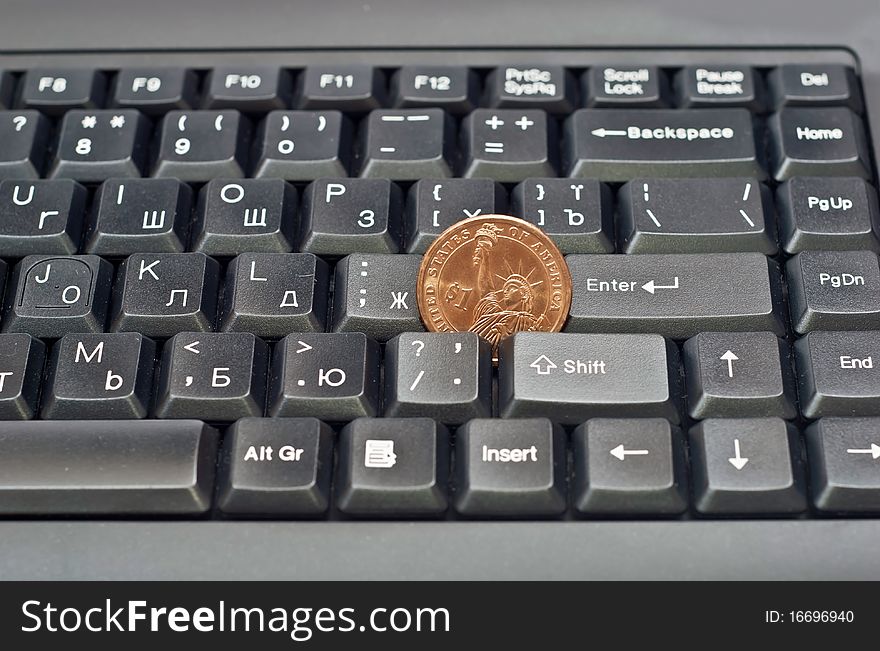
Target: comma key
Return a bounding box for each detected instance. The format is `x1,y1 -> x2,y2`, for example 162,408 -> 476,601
153,332 -> 268,421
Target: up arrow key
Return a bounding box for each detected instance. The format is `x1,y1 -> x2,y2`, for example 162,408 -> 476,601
720,350 -> 739,377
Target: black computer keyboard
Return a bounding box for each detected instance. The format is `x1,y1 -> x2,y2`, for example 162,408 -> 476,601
0,49 -> 878,523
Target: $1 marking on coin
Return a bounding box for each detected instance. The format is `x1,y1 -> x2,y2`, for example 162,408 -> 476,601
416,214 -> 572,355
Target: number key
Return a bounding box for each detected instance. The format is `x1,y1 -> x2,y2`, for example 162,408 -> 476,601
49,110 -> 150,182
253,110 -> 352,180
153,110 -> 251,181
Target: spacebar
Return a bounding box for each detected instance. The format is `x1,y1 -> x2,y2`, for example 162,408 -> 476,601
0,420 -> 218,515
564,252 -> 784,338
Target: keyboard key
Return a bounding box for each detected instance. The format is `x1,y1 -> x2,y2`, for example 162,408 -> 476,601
203,66 -> 292,111
331,253 -> 424,341
510,178 -> 613,254
253,110 -> 352,180
2,255 -> 113,337
769,64 -> 862,111
566,252 -> 783,337
110,252 -> 219,337
461,109 -> 556,181
385,332 -> 492,423
49,110 -> 150,181
0,179 -> 87,256
268,332 -> 381,420
777,177 -> 880,253
0,334 -> 45,420
0,420 -> 218,515
683,332 -> 796,418
690,418 -> 806,515
0,110 -> 51,179
391,66 -> 478,113
406,178 -> 507,254
454,418 -> 565,517
358,109 -> 454,180
499,332 -> 680,424
42,332 -> 155,419
85,178 -> 192,255
676,65 -> 762,109
296,65 -> 385,111
795,331 -> 880,418
583,65 -> 668,107
618,178 -> 775,254
806,417 -> 880,513
336,417 -> 449,517
786,250 -> 880,333
572,418 -> 687,515
485,65 -> 576,113
18,69 -> 106,115
218,417 -> 334,516
220,253 -> 329,337
112,68 -> 198,114
154,332 -> 269,420
153,110 -> 251,181
564,108 -> 763,181
769,107 -> 870,180
0,70 -> 13,108
192,179 -> 297,255
300,178 -> 402,254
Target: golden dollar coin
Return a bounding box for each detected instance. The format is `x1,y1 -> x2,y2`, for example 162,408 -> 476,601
417,214 -> 572,355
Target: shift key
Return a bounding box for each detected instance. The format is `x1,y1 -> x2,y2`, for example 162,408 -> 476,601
499,332 -> 681,424
565,252 -> 783,338
563,108 -> 764,181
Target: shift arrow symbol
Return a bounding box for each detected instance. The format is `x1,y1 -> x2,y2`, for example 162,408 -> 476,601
846,443 -> 880,459
591,127 -> 628,138
720,350 -> 739,377
530,355 -> 557,375
728,438 -> 749,470
610,444 -> 650,461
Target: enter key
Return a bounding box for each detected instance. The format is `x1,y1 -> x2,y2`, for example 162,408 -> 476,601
565,252 -> 784,338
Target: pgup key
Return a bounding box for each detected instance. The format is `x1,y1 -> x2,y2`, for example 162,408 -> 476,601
2,255 -> 113,337
153,332 -> 269,421
385,332 -> 493,424
618,178 -> 776,254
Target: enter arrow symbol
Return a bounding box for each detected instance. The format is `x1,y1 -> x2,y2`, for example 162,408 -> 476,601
720,350 -> 739,378
728,438 -> 749,470
610,444 -> 650,461
846,443 -> 880,459
641,277 -> 680,294
295,341 -> 313,354
590,127 -> 628,138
